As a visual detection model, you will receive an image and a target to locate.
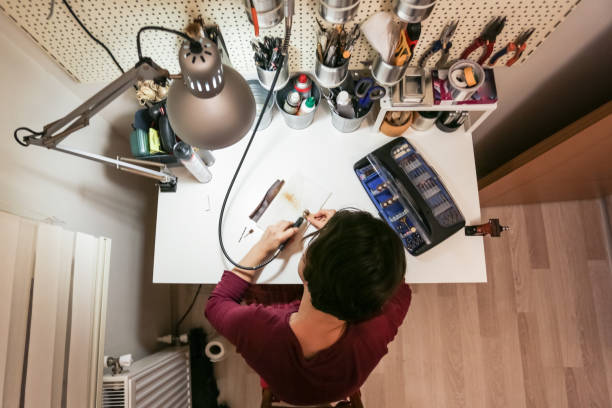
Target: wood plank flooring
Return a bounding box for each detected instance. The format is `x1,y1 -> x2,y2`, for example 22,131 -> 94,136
175,198 -> 612,407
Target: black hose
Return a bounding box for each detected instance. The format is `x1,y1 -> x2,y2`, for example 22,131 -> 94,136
216,54 -> 286,271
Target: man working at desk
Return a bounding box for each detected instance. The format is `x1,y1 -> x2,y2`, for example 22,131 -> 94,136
205,209 -> 412,405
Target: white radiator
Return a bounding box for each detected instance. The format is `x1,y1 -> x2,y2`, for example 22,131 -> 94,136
102,348 -> 192,408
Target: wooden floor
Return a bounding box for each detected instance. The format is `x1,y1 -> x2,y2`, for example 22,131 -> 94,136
176,198 -> 612,407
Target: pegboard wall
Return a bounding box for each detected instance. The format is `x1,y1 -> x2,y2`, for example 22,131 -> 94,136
0,0 -> 580,83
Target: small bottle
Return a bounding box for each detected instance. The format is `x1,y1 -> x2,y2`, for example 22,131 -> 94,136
173,141 -> 212,183
298,96 -> 316,115
294,74 -> 312,99
336,90 -> 355,119
283,90 -> 301,115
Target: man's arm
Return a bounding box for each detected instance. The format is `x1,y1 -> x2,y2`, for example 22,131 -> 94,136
231,220 -> 298,283
205,220 -> 298,344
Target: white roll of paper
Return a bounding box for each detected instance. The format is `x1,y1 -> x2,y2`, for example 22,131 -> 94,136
205,340 -> 226,362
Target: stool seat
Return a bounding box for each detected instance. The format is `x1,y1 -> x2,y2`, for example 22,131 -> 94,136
260,379 -> 364,408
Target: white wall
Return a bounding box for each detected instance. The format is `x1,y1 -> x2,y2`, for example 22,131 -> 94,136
0,21 -> 172,360
473,0 -> 612,177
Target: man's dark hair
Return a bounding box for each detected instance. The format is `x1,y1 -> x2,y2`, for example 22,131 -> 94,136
302,209 -> 406,323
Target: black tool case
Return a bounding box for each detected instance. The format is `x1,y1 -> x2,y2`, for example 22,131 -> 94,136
354,137 -> 465,256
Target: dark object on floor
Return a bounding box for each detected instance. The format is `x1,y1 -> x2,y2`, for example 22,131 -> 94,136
465,218 -> 509,237
189,328 -> 227,408
261,387 -> 364,407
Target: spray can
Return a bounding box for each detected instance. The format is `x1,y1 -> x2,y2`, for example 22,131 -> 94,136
294,74 -> 312,99
173,141 -> 212,183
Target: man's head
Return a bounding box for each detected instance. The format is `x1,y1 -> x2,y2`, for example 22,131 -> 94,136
300,209 -> 406,323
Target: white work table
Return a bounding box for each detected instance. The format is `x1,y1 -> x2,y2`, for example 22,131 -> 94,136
153,104 -> 486,284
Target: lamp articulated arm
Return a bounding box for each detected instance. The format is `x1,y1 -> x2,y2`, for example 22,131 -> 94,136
26,59 -> 170,149
14,59 -> 177,189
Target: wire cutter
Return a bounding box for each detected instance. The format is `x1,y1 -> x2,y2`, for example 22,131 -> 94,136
460,16 -> 506,65
418,20 -> 458,68
488,28 -> 535,66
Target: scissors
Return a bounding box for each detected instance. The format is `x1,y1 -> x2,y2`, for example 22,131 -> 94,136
355,78 -> 386,109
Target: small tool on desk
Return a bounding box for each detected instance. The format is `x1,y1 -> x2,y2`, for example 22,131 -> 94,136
460,16 -> 506,65
418,20 -> 458,68
488,28 -> 534,66
355,77 -> 386,116
250,179 -> 285,222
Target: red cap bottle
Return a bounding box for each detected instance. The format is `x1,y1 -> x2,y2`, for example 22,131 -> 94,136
294,74 -> 312,98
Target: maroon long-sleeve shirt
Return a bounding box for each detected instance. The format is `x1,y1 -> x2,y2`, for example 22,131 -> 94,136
205,271 -> 411,405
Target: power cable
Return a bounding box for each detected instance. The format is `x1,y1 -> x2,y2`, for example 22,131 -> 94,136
61,0 -> 125,74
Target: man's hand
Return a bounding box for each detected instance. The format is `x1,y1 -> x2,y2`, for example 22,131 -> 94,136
306,209 -> 336,230
253,220 -> 299,256
232,220 -> 298,282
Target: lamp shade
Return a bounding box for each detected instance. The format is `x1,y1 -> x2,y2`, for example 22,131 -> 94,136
166,38 -> 256,150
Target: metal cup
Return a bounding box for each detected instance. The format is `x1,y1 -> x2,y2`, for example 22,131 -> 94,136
275,73 -> 321,130
247,80 -> 275,130
371,54 -> 409,87
319,0 -> 360,24
245,0 -> 284,28
394,0 -> 436,23
330,105 -> 371,133
256,58 -> 290,91
314,57 -> 349,89
411,111 -> 439,131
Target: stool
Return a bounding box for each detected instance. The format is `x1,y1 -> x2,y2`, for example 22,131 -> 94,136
260,379 -> 364,408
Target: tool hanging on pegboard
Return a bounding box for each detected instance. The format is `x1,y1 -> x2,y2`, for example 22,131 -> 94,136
0,0 -> 582,82
488,28 -> 535,67
417,20 -> 458,69
460,16 -> 506,65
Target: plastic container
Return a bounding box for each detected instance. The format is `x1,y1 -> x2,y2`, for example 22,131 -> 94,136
371,54 -> 410,87
335,91 -> 355,118
299,97 -> 316,115
247,80 -> 275,130
244,0 -> 283,28
394,0 -> 436,23
284,91 -> 301,115
275,73 -> 321,130
256,58 -> 290,91
411,111 -> 439,131
314,57 -> 349,89
319,0 -> 360,23
129,128 -> 149,157
448,60 -> 485,101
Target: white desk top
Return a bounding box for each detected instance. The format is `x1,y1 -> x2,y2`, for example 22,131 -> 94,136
153,106 -> 486,284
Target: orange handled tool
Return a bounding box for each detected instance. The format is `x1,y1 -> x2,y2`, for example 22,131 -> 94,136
250,0 -> 259,37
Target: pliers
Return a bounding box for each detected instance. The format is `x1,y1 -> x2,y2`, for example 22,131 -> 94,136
418,20 -> 458,68
460,16 -> 506,65
488,28 -> 535,66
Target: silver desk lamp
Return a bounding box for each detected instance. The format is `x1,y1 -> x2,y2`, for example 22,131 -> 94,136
14,27 -> 255,192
